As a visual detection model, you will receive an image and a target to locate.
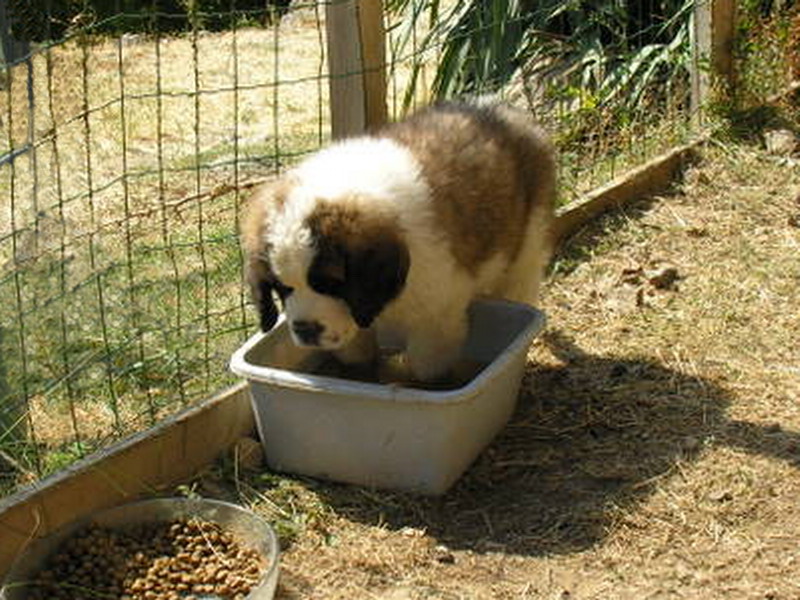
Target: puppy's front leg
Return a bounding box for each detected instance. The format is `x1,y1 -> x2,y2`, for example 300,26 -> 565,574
333,328 -> 377,366
406,315 -> 468,382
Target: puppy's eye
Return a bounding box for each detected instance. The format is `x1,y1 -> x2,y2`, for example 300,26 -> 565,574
273,280 -> 294,300
310,274 -> 344,296
309,262 -> 346,295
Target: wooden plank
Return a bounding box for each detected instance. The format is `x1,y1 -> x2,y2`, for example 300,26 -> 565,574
552,139 -> 705,244
356,0 -> 388,132
691,0 -> 736,121
326,0 -> 364,138
0,382 -> 254,579
326,0 -> 387,139
0,500 -> 45,579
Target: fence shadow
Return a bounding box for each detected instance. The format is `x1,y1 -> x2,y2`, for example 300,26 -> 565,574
311,329 -> 800,558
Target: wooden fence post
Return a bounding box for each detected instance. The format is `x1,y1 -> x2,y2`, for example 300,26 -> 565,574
691,0 -> 736,123
325,0 -> 387,139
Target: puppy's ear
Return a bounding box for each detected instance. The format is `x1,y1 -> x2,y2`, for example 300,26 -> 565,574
345,235 -> 410,328
307,204 -> 410,328
241,180 -> 289,331
254,277 -> 279,331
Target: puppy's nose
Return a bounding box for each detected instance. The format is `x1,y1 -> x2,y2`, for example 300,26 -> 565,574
291,320 -> 324,345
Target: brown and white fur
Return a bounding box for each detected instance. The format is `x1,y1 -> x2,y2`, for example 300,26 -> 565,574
241,100 -> 556,382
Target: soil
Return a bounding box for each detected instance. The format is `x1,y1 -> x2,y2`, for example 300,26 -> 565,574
202,137 -> 800,599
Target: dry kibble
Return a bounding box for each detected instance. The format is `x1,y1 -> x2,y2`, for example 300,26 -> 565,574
24,517 -> 268,599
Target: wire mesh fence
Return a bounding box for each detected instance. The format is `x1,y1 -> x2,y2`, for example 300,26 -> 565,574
0,0 -> 326,489
0,0 -> 796,497
385,0 -> 701,197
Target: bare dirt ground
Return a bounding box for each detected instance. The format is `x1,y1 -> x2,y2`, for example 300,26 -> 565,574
201,134 -> 800,599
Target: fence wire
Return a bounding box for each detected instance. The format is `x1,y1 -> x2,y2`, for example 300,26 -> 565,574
0,0 -> 796,497
0,1 -> 328,490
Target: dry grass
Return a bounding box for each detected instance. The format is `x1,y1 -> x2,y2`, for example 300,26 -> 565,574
0,11 -> 329,242
190,114 -> 800,598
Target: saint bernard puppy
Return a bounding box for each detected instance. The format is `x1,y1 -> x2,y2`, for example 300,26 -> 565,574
241,100 -> 556,382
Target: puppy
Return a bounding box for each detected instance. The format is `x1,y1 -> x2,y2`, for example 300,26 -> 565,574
241,101 -> 556,382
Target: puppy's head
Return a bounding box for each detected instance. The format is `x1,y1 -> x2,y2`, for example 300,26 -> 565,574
241,180 -> 409,350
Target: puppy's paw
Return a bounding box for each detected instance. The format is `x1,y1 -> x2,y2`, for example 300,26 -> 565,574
406,322 -> 467,383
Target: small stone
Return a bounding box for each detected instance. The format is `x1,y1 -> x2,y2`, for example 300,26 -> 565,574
764,129 -> 798,156
620,266 -> 644,285
710,490 -> 734,502
232,436 -> 265,470
399,527 -> 425,537
635,287 -> 647,308
648,267 -> 681,290
686,226 -> 708,238
433,544 -> 456,564
682,436 -> 701,451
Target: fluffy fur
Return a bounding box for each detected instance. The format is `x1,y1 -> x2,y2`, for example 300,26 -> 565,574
241,101 -> 556,381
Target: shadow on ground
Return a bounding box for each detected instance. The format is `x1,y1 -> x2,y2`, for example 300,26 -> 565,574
306,329 -> 800,558
225,194 -> 800,560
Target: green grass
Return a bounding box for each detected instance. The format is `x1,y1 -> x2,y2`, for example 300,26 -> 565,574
0,195 -> 249,480
0,22 -> 326,477
0,126 -> 312,485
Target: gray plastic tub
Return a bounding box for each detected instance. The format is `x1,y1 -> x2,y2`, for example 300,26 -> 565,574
230,299 -> 545,495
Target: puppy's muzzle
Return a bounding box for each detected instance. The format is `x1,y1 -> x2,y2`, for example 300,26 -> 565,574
290,320 -> 325,346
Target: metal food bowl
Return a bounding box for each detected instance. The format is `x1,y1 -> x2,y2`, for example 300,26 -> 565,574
0,497 -> 280,600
